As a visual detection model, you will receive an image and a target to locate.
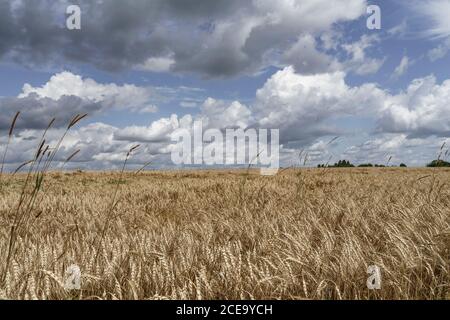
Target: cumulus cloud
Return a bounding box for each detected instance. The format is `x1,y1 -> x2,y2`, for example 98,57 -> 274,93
104,66 -> 387,150
247,67 -> 450,146
64,122 -> 176,167
6,0 -> 450,170
377,75 -> 450,137
249,66 -> 450,143
342,134 -> 450,166
0,0 -> 368,77
282,34 -> 341,74
0,71 -> 201,130
113,96 -> 253,145
114,114 -> 190,143
110,66 -> 390,150
199,98 -> 252,129
0,71 -> 151,130
3,69 -> 450,170
253,66 -> 385,144
0,120 -> 178,171
19,71 -> 154,110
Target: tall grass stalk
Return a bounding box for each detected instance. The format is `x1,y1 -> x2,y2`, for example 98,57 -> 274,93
1,114 -> 87,284
93,144 -> 140,262
0,112 -> 20,188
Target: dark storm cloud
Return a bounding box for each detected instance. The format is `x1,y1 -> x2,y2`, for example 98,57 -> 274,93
0,0 -> 248,74
0,1 -> 16,57
0,94 -> 102,131
0,0 -> 366,77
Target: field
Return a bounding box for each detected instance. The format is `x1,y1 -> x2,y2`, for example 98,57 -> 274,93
0,168 -> 449,300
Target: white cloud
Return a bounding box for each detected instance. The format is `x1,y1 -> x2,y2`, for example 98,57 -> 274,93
342,35 -> 385,75
114,114 -> 186,143
393,55 -> 410,78
112,97 -> 253,146
378,75 -> 450,136
180,101 -> 198,108
200,98 -> 252,129
250,66 -> 450,146
19,71 -> 153,111
0,72 -> 162,131
428,38 -> 450,61
342,134 -> 450,166
0,72 -> 209,131
253,66 -> 385,143
282,34 -> 341,74
252,0 -> 366,32
388,20 -> 408,36
4,63 -> 450,170
138,105 -> 159,114
281,32 -> 386,77
138,56 -> 175,73
415,0 -> 450,39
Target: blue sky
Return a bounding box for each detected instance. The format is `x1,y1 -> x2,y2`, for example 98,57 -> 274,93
1,0 -> 450,169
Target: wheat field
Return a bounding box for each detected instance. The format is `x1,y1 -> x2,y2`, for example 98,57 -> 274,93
0,167 -> 448,300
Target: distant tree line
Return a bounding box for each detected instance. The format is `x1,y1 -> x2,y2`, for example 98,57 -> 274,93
317,160 -> 408,168
317,159 -> 450,168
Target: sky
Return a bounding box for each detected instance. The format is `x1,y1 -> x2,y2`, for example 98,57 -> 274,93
1,0 -> 450,170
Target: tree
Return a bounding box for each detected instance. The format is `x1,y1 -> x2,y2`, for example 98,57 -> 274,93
427,160 -> 450,167
330,160 -> 355,168
399,163 -> 407,167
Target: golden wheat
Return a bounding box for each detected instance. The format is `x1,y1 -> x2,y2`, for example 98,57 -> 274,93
0,168 -> 449,300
